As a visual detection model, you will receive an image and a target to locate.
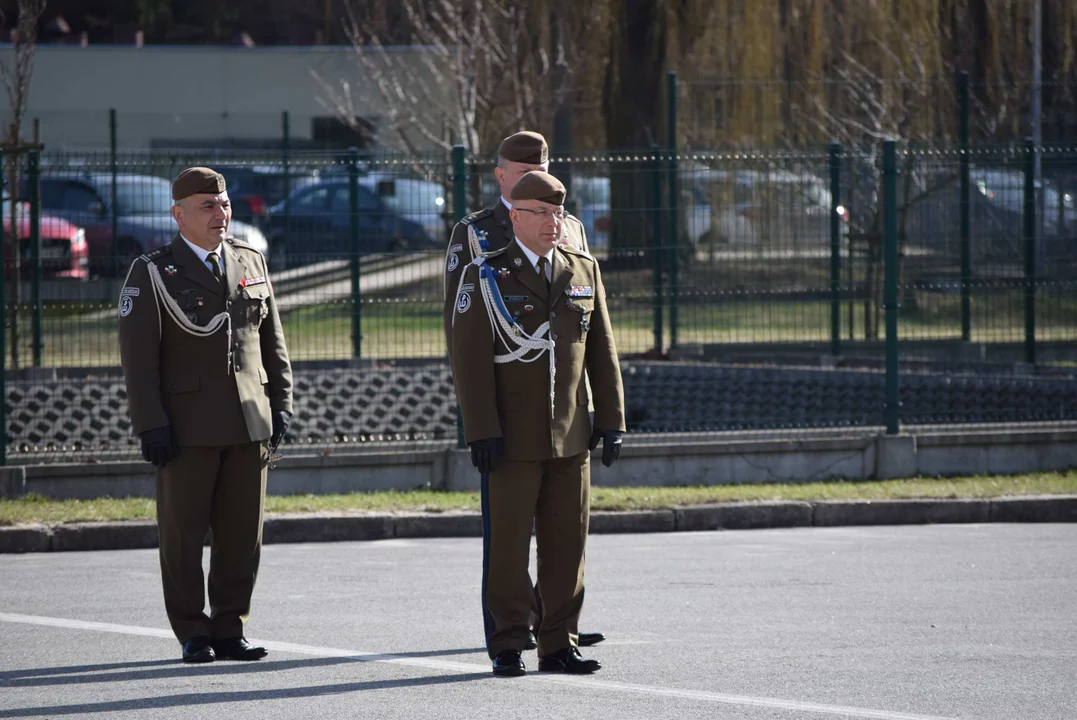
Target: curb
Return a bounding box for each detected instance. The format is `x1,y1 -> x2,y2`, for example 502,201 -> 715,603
2,495 -> 1076,554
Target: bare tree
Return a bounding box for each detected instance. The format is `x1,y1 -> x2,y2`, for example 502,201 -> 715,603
0,0 -> 46,145
315,0 -> 548,159
0,0 -> 47,372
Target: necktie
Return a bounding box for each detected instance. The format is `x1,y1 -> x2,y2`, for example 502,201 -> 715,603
207,252 -> 223,283
537,256 -> 551,291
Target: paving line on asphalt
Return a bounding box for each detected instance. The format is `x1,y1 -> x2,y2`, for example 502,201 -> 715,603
0,612 -> 955,720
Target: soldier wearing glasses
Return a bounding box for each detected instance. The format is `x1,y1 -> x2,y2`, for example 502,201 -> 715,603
442,131 -> 606,651
449,170 -> 625,677
118,167 -> 293,664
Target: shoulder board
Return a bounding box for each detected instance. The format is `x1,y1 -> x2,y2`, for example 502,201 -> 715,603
462,207 -> 494,226
479,244 -> 509,260
226,236 -> 257,251
141,245 -> 171,262
557,243 -> 594,261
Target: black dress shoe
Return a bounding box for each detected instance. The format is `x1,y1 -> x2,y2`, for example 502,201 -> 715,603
182,636 -> 215,663
212,637 -> 268,661
538,646 -> 601,674
492,649 -> 526,677
525,630 -> 537,650
578,632 -> 606,647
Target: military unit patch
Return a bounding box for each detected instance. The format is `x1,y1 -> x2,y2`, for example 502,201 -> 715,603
450,244 -> 464,253
121,287 -> 140,297
119,295 -> 134,317
456,292 -> 471,313
447,253 -> 459,272
460,283 -> 475,292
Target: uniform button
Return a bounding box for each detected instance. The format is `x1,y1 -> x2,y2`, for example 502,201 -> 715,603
551,333 -> 558,341
234,363 -> 242,371
550,311 -> 557,319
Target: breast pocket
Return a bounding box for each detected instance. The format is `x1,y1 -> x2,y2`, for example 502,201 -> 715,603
565,297 -> 594,343
239,283 -> 271,327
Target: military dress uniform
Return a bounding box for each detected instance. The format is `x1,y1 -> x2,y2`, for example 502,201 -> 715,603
118,168 -> 292,661
441,133 -> 604,652
450,172 -> 625,673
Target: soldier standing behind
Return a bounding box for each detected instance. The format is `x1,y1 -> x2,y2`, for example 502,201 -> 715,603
118,167 -> 293,664
450,170 -> 625,677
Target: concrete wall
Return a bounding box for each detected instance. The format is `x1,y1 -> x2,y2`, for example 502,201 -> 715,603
0,45 -> 448,150
4,425 -> 1076,500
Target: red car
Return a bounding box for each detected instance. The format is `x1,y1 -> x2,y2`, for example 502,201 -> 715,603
2,194 -> 89,280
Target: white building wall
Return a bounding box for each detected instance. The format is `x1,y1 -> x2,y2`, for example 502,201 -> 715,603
0,45 -> 448,150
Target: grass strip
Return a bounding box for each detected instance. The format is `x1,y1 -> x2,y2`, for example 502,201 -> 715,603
1,471 -> 1074,527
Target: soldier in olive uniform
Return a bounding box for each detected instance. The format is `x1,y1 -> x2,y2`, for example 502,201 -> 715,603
450,171 -> 625,677
442,131 -> 605,651
118,167 -> 293,664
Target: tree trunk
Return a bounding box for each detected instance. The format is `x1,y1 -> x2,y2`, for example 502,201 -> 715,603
603,0 -> 668,255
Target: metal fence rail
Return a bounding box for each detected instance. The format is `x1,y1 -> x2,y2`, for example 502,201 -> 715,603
2,140 -> 1075,463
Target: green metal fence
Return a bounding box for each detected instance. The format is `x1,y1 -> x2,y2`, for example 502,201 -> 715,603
2,139 -> 1076,463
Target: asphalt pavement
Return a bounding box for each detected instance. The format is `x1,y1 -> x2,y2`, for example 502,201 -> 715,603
1,524 -> 1074,719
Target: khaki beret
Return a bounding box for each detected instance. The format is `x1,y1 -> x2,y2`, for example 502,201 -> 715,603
509,170 -> 565,206
172,167 -> 226,201
498,131 -> 548,165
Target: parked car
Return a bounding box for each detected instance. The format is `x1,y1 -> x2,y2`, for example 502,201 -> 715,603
211,164 -> 321,227
265,179 -> 436,268
358,173 -> 451,246
571,175 -> 611,250
34,172 -> 269,275
902,167 -> 1076,262
683,169 -> 849,248
2,191 -> 89,280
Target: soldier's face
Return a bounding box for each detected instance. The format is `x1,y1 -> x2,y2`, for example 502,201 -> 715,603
172,192 -> 231,249
495,159 -> 548,200
511,199 -> 564,254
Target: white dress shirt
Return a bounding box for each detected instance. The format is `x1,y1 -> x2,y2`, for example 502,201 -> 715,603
181,235 -> 224,275
514,237 -> 554,282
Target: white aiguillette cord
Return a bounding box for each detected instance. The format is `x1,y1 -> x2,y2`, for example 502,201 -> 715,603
147,261 -> 233,374
453,224 -> 557,416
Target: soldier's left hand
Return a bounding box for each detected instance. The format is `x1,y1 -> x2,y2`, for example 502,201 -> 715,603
271,410 -> 293,447
589,429 -> 623,468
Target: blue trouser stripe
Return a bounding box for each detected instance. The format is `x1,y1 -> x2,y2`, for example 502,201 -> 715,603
479,469 -> 496,658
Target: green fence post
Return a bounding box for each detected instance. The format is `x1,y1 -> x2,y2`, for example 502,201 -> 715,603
650,145 -> 664,352
281,111 -> 291,233
828,142 -> 843,356
110,108 -> 119,277
882,140 -> 900,435
1023,137 -> 1037,365
451,145 -> 467,449
958,71 -> 972,342
0,171 -> 6,466
348,147 -> 362,359
666,70 -> 679,349
28,150 -> 42,367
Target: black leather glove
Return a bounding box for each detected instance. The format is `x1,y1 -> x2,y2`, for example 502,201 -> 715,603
271,410 -> 293,448
588,429 -> 624,468
140,425 -> 177,468
469,437 -> 505,475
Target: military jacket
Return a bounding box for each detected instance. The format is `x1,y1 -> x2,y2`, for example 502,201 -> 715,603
442,201 -> 589,355
118,235 -> 293,447
450,240 -> 624,462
